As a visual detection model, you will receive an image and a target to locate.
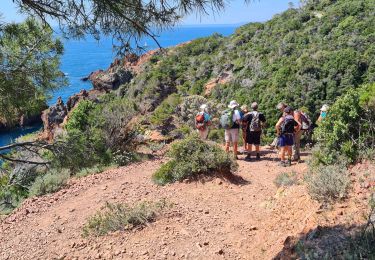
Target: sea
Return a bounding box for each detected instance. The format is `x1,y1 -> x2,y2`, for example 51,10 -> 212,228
0,25 -> 238,148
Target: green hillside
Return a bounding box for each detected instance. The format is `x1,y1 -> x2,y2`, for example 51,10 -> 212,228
120,0 -> 374,136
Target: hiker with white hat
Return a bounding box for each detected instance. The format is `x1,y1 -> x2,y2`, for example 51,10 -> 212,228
195,104 -> 211,140
220,100 -> 241,159
317,104 -> 329,123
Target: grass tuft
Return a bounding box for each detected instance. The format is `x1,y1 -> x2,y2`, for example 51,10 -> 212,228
82,200 -> 168,237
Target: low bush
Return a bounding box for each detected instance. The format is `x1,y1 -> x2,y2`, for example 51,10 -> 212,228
208,129 -> 225,143
304,164 -> 350,202
82,200 -> 167,237
28,169 -> 70,197
152,135 -> 238,185
274,172 -> 298,188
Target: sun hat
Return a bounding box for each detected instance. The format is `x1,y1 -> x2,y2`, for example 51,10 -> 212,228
320,104 -> 329,112
251,102 -> 258,110
276,102 -> 286,110
228,100 -> 239,109
200,104 -> 208,110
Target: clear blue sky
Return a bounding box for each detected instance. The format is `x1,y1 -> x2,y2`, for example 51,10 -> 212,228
1,0 -> 301,25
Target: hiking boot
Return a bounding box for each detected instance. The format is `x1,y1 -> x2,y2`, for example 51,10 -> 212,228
244,154 -> 251,161
287,159 -> 292,166
278,161 -> 286,167
256,153 -> 260,160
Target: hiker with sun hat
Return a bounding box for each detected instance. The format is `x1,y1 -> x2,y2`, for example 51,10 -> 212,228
220,100 -> 241,159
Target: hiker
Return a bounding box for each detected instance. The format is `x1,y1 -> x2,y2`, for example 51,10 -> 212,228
243,102 -> 266,161
240,104 -> 249,152
271,102 -> 288,148
195,104 -> 211,140
292,108 -> 312,161
276,102 -> 287,114
317,104 -> 329,123
220,100 -> 241,159
275,106 -> 301,166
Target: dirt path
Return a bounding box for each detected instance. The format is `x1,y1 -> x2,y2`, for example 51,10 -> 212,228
0,149 -> 370,260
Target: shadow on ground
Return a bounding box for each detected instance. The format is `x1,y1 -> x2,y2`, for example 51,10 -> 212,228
273,223 -> 375,260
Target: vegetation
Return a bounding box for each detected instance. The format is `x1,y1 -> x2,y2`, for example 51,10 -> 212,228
274,172 -> 298,188
305,83 -> 374,202
152,135 -> 238,185
305,164 -> 350,202
0,19 -> 66,127
28,169 -> 70,197
121,0 -> 375,139
313,83 -> 375,165
82,200 -> 167,237
0,95 -> 141,214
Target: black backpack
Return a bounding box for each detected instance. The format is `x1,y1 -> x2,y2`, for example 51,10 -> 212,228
281,115 -> 295,134
249,111 -> 262,132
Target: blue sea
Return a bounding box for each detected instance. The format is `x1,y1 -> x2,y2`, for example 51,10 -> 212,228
0,25 -> 238,148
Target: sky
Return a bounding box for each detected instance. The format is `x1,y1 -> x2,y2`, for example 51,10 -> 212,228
1,0 -> 301,25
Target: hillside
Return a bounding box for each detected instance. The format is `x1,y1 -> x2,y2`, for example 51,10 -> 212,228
1,1 -> 375,258
112,0 -> 374,137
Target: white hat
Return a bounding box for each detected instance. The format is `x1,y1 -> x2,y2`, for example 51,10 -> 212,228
320,104 -> 329,112
200,104 -> 208,111
228,100 -> 239,109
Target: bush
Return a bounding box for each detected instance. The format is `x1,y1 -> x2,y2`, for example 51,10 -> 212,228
274,172 -> 298,188
208,129 -> 225,143
305,164 -> 350,202
54,97 -> 138,172
313,83 -> 375,164
152,135 -> 238,185
28,169 -> 70,197
82,200 -> 167,237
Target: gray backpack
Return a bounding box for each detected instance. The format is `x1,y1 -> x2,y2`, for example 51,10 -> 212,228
249,111 -> 262,132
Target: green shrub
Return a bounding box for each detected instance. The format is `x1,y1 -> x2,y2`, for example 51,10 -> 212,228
313,83 -> 375,164
150,93 -> 180,125
208,129 -> 225,143
28,169 -> 70,197
274,172 -> 298,188
82,200 -> 167,237
152,135 -> 238,185
305,164 -> 350,202
75,165 -> 107,178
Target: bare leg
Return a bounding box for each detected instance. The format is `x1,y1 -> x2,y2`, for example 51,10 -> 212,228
280,147 -> 286,161
247,144 -> 253,154
225,142 -> 230,153
255,145 -> 260,153
233,142 -> 238,157
287,146 -> 292,159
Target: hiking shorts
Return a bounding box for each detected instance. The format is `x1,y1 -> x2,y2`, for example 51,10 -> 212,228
278,134 -> 294,147
225,128 -> 239,143
246,131 -> 261,145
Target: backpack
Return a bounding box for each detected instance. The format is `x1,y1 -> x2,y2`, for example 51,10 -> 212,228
300,112 -> 312,130
195,112 -> 206,131
281,115 -> 295,134
220,109 -> 234,129
249,111 -> 262,132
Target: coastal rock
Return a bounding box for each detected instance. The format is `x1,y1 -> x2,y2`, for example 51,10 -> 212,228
89,68 -> 133,91
66,89 -> 103,111
41,97 -> 67,141
87,50 -> 160,91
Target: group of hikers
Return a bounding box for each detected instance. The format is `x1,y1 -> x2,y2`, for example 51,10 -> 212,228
195,100 -> 329,166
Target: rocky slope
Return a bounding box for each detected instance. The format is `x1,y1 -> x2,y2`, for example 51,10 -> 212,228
1,151 -> 374,259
